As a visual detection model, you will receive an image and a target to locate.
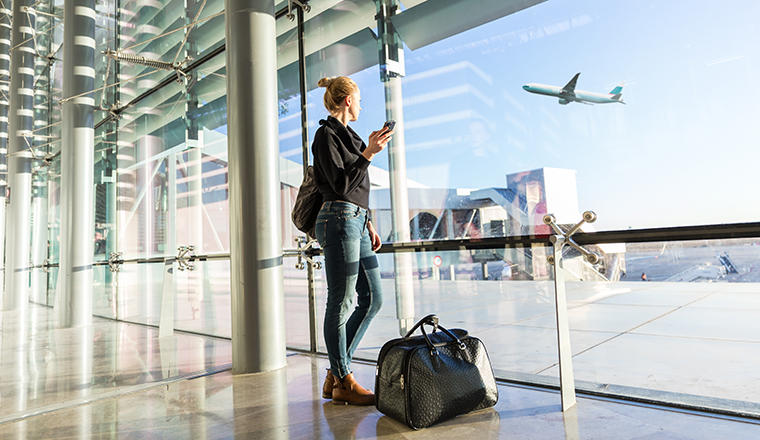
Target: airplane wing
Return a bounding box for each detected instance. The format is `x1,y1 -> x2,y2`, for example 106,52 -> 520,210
562,73 -> 581,93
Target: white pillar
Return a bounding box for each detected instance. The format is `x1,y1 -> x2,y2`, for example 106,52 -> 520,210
4,0 -> 36,310
225,0 -> 286,373
0,5 -> 11,302
58,0 -> 96,327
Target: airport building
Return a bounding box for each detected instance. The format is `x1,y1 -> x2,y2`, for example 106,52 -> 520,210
1,0 -> 759,438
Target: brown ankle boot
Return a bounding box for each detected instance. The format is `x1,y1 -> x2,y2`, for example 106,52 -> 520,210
322,368 -> 334,399
332,373 -> 375,406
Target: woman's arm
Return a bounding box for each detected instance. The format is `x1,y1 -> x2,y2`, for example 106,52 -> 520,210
368,220 -> 382,251
362,128 -> 393,161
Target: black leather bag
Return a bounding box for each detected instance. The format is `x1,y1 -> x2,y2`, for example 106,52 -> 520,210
375,314 -> 498,429
291,165 -> 322,237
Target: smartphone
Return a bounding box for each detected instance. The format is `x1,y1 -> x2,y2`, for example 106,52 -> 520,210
383,120 -> 396,132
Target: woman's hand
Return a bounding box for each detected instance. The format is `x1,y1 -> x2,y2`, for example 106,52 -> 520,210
362,126 -> 394,161
368,220 -> 382,251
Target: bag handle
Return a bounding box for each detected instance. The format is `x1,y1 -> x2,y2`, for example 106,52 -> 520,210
420,323 -> 466,356
403,314 -> 439,339
404,314 -> 466,357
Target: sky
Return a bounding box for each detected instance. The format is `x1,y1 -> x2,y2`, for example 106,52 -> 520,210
290,0 -> 760,231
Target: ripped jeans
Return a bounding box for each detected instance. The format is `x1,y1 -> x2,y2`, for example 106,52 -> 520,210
315,201 -> 383,379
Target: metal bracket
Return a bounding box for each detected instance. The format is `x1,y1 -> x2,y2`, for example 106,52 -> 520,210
543,211 -> 600,265
42,259 -> 49,274
286,0 -> 311,21
108,252 -> 124,273
98,101 -> 123,122
543,211 -> 600,413
176,245 -> 196,271
291,236 -> 321,270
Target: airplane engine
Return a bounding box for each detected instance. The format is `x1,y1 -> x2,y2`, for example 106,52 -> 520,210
558,98 -> 570,105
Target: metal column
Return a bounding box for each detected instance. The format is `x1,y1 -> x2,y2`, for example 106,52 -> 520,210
0,5 -> 11,298
225,0 -> 286,374
377,0 -> 415,334
58,0 -> 96,327
296,5 -> 319,353
30,7 -> 52,305
4,0 -> 36,310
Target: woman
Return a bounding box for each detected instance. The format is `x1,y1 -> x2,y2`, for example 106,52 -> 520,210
312,76 -> 392,405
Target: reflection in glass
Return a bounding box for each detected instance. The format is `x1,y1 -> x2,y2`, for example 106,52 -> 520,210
116,263 -> 164,325
556,238 -> 760,415
173,260 -> 231,338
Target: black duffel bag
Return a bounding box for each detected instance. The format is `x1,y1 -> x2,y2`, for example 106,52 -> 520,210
375,314 -> 498,429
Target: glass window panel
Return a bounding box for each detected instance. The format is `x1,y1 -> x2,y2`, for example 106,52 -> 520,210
563,237 -> 760,416
29,1 -> 57,308
173,260 -> 231,338
283,245 -> 553,357
95,0 -> 118,118
93,121 -> 118,318
282,256 -> 316,351
95,121 -> 118,259
46,267 -> 59,307
115,0 -> 225,103
118,0 -> 186,80
93,264 -> 117,319
277,27 -> 306,250
46,157 -> 61,267
177,51 -> 229,254
115,262 -> 165,325
117,81 -> 186,258
399,0 -> 760,231
303,0 -> 760,237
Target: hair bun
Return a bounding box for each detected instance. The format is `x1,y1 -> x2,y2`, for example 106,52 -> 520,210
318,77 -> 333,88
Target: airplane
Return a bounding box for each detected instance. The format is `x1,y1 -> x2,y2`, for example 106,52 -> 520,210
522,73 -> 625,105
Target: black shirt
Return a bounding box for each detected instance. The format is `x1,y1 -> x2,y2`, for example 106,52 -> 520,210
312,116 -> 371,210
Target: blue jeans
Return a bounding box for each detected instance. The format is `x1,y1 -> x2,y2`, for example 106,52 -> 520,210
315,201 -> 383,379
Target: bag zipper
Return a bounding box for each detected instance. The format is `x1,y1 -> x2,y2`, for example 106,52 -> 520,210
376,337 -> 405,382
402,346 -> 425,429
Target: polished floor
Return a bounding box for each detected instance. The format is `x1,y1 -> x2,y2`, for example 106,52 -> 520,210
1,350 -> 760,439
1,305 -> 760,439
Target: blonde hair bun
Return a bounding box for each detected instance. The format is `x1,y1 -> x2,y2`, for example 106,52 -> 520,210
320,76 -> 359,114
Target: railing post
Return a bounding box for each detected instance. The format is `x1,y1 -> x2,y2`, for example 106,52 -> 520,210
543,211 -> 599,411
550,233 -> 577,411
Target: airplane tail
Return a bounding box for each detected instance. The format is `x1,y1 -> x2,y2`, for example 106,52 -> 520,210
609,81 -> 625,97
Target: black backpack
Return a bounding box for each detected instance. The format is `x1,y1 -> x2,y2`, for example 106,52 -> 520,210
291,166 -> 323,237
